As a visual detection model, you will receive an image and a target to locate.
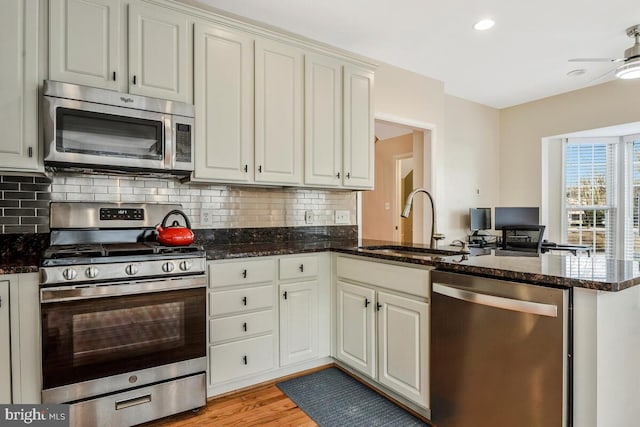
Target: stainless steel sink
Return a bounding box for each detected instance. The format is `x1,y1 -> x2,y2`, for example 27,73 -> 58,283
358,245 -> 467,257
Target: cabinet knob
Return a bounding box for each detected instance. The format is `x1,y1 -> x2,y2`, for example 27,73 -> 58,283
364,298 -> 370,308
336,172 -> 340,179
133,75 -> 137,85
283,291 -> 288,300
258,165 -> 263,173
299,264 -> 304,272
242,322 -> 247,332
242,296 -> 247,306
376,302 -> 383,311
113,71 -> 116,81
28,147 -> 33,158
244,164 -> 248,173
242,269 -> 247,278
346,172 -> 351,179
243,355 -> 248,365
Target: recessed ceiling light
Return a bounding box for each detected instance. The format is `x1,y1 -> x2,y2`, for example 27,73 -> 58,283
567,69 -> 586,77
473,19 -> 495,31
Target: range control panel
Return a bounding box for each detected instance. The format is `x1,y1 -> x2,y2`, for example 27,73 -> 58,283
100,208 -> 145,221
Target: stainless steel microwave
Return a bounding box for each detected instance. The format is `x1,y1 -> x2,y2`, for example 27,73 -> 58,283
43,80 -> 194,175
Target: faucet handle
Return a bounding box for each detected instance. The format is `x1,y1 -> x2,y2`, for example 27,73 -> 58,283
451,239 -> 469,253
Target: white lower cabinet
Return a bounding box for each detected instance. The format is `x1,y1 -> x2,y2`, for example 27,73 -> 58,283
209,335 -> 275,384
207,254 -> 330,395
377,291 -> 428,406
336,281 -> 376,377
335,255 -> 430,409
0,280 -> 10,403
208,258 -> 276,388
279,281 -> 319,366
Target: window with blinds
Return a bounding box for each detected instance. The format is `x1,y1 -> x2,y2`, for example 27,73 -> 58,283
564,140 -> 617,257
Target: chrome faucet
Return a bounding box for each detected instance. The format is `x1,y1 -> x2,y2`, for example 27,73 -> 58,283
401,188 -> 444,248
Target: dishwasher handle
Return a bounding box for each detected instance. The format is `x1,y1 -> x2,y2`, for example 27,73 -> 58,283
432,282 -> 558,317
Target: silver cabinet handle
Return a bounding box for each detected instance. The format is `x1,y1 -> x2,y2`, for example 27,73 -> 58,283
432,283 -> 558,317
115,394 -> 151,410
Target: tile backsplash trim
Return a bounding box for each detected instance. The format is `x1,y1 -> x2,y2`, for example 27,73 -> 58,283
0,173 -> 357,234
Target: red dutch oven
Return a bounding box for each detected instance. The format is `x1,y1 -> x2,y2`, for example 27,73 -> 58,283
156,210 -> 195,246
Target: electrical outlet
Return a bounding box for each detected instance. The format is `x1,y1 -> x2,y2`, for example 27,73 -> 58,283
335,210 -> 350,224
200,209 -> 215,227
305,210 -> 314,224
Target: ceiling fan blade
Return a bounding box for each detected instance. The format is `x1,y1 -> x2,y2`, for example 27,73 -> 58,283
587,66 -> 618,84
569,58 -> 625,63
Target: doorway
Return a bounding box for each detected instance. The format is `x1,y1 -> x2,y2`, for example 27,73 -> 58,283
361,119 -> 432,243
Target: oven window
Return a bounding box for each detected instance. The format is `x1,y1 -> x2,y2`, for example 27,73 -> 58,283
71,301 -> 185,367
41,288 -> 205,390
56,108 -> 164,160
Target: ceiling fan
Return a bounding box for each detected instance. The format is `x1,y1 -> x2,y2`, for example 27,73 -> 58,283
569,24 -> 640,80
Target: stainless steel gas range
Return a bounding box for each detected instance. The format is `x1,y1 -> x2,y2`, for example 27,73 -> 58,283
40,202 -> 207,427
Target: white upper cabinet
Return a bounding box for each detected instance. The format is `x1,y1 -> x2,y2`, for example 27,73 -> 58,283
49,0 -> 122,90
193,23 -> 254,182
343,65 -> 374,189
49,0 -> 192,103
0,0 -> 41,172
254,39 -> 303,185
128,2 -> 192,103
304,53 -> 342,187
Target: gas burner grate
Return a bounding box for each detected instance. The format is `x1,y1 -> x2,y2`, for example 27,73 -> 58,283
44,244 -> 106,259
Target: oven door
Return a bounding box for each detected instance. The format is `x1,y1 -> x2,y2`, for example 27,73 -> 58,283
43,96 -> 170,170
40,278 -> 206,393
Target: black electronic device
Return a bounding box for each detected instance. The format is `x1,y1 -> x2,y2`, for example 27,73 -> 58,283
494,207 -> 540,230
469,208 -> 491,233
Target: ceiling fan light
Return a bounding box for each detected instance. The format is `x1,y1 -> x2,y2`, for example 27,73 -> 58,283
615,59 -> 640,79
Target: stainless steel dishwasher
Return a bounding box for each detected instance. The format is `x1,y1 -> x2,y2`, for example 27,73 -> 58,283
430,271 -> 570,427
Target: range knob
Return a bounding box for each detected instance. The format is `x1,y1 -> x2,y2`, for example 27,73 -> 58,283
85,266 -> 99,279
62,268 -> 77,281
125,264 -> 138,276
179,260 -> 192,271
162,262 -> 175,273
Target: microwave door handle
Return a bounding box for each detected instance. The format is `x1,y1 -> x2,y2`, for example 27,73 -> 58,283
165,116 -> 173,169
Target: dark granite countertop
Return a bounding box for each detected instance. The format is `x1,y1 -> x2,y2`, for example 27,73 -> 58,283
2,230 -> 639,291
205,238 -> 640,292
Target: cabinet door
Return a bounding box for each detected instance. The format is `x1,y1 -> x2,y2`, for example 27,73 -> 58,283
304,53 -> 342,187
336,280 -> 376,378
0,281 -> 10,403
279,281 -> 319,366
254,39 -> 303,185
0,0 -> 40,171
193,23 -> 253,182
377,291 -> 428,407
49,0 -> 122,90
343,65 -> 374,189
128,2 -> 192,103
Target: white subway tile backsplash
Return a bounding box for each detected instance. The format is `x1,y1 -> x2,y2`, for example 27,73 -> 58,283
1,173 -> 357,233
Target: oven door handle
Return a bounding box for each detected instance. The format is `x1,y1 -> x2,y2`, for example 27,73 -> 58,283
40,274 -> 206,303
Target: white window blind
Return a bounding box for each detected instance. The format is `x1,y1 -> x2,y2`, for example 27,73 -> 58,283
564,139 -> 617,257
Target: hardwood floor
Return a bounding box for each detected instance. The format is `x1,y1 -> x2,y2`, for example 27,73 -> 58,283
144,364 -> 434,427
143,367 -> 325,427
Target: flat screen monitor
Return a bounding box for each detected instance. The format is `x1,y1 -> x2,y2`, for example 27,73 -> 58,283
494,207 -> 540,229
469,208 -> 491,233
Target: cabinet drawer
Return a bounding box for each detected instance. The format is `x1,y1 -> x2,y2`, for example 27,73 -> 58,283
209,335 -> 274,384
209,285 -> 273,316
209,310 -> 274,344
209,259 -> 274,288
279,255 -> 318,280
336,256 -> 430,297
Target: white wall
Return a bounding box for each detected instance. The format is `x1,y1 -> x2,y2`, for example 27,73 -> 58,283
500,79 -> 640,208
442,95 -> 500,241
375,64 -> 502,244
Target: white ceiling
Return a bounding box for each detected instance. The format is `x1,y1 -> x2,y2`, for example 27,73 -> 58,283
190,0 -> 639,108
